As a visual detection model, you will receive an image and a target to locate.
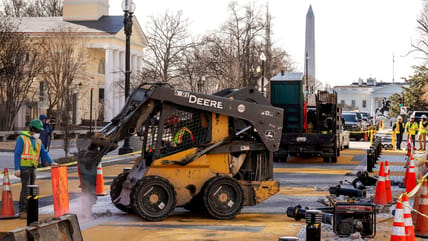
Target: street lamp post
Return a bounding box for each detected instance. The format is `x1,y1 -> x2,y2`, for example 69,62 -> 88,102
260,53 -> 266,95
89,76 -> 95,133
118,0 -> 136,155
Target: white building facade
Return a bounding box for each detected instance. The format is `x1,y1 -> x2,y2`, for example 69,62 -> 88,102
334,79 -> 404,117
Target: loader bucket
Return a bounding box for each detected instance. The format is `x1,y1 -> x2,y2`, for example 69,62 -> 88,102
0,214 -> 83,241
76,149 -> 101,210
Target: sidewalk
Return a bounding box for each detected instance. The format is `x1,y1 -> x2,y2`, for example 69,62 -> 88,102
0,139 -> 127,185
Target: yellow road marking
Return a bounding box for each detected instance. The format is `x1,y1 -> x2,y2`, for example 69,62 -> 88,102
278,186 -> 328,196
82,213 -> 302,241
274,168 -> 353,175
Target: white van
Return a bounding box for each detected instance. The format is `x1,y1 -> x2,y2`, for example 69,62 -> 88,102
411,111 -> 428,123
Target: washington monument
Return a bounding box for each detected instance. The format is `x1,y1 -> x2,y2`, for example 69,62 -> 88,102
305,5 -> 315,92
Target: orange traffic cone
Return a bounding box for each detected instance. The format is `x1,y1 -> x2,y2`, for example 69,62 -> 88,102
402,193 -> 416,241
415,178 -> 428,238
0,168 -> 16,218
406,157 -> 417,193
364,128 -> 368,141
391,197 -> 407,241
96,163 -> 106,196
407,137 -> 412,157
385,161 -> 393,204
412,172 -> 423,224
375,162 -> 387,205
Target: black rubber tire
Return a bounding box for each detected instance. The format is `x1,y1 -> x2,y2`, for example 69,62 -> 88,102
110,172 -> 133,214
202,176 -> 244,220
131,176 -> 176,221
323,157 -> 330,163
331,156 -> 338,163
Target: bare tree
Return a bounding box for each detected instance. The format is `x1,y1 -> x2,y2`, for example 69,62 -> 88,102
139,1 -> 294,93
140,10 -> 194,84
39,27 -> 86,155
408,1 -> 428,108
1,0 -> 62,17
0,17 -> 44,130
221,1 -> 266,87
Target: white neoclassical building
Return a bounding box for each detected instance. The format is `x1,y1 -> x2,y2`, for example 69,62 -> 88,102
11,0 -> 147,129
334,78 -> 404,117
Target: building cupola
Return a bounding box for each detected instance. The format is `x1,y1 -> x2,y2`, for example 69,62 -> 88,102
63,0 -> 109,21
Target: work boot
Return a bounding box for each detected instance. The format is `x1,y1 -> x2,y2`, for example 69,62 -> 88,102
19,212 -> 27,219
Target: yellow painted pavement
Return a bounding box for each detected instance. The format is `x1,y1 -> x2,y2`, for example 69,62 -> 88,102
278,186 -> 328,196
82,213 -> 303,241
274,168 -> 353,175
285,155 -> 358,165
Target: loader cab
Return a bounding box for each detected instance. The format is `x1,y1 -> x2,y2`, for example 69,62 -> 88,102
139,103 -> 212,162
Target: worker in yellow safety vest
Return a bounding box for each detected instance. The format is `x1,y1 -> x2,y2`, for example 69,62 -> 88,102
393,116 -> 405,150
418,115 -> 428,151
173,127 -> 193,145
14,119 -> 54,218
405,115 -> 419,148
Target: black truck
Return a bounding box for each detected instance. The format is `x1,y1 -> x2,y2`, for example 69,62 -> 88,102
270,72 -> 341,163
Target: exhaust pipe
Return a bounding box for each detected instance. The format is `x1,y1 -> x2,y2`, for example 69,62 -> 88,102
329,185 -> 366,198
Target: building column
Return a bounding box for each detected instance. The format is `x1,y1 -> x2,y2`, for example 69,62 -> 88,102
104,49 -> 114,121
132,55 -> 137,73
137,56 -> 142,72
16,105 -> 26,130
112,49 -> 120,118
119,51 -> 125,110
370,96 -> 375,117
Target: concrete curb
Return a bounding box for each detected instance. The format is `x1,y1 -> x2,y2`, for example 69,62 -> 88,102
37,150 -> 142,172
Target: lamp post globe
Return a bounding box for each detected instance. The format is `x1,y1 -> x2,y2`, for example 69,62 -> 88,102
122,0 -> 136,12
118,0 -> 136,155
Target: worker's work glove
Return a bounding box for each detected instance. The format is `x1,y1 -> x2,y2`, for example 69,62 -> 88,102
15,170 -> 21,177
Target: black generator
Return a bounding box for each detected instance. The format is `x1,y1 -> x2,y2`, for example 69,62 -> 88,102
333,202 -> 376,238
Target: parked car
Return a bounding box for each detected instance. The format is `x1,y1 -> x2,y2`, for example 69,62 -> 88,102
411,110 -> 428,124
342,111 -> 364,140
359,112 -> 372,127
340,130 -> 350,149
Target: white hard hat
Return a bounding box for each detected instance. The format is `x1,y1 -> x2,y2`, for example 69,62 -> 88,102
422,115 -> 427,119
397,116 -> 403,120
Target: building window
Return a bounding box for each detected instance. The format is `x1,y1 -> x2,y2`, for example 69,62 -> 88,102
99,88 -> 104,101
39,81 -> 45,102
351,100 -> 356,108
362,100 -> 367,108
98,88 -> 104,121
98,58 -> 105,74
340,100 -> 345,106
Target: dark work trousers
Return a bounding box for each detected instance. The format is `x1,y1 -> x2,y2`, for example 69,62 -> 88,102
410,134 -> 416,148
396,134 -> 403,150
19,168 -> 36,213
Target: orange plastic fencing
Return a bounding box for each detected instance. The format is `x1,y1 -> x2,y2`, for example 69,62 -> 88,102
51,165 -> 69,217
